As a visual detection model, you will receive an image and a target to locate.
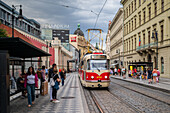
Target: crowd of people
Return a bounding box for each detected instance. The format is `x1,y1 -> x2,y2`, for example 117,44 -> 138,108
110,66 -> 160,84
110,66 -> 126,79
16,63 -> 66,107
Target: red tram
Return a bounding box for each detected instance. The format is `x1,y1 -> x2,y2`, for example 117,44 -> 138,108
79,51 -> 110,88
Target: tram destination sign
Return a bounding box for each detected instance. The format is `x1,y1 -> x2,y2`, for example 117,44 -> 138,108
91,55 -> 107,59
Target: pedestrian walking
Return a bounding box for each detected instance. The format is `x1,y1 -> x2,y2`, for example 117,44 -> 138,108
157,68 -> 160,83
48,64 -> 57,102
133,68 -> 137,78
45,67 -> 48,78
24,66 -> 38,107
110,69 -> 113,75
152,68 -> 157,83
114,67 -> 118,76
118,68 -> 121,76
122,67 -> 126,79
147,68 -> 152,84
41,65 -> 46,82
128,70 -> 132,77
52,68 -> 60,103
60,68 -> 65,86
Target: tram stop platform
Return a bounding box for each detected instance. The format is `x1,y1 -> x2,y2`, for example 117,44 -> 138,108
111,75 -> 170,93
10,72 -> 89,113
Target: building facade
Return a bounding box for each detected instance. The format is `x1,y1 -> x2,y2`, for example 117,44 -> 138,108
105,25 -> 110,57
109,8 -> 123,68
121,0 -> 170,78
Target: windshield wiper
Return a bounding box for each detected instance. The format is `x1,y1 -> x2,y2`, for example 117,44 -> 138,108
93,64 -> 100,72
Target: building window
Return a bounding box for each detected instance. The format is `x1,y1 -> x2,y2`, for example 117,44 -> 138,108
129,22 -> 131,32
161,25 -> 164,42
143,33 -> 145,45
148,7 -> 151,20
155,2 -> 157,16
132,39 -> 133,50
143,11 -> 145,23
148,31 -> 150,45
161,57 -> 164,73
126,8 -> 128,18
135,37 -> 136,49
139,14 -> 141,26
129,5 -> 131,15
124,10 -> 126,19
135,18 -> 136,28
127,41 -> 128,52
139,0 -> 141,7
161,0 -> 164,12
129,40 -> 131,51
135,0 -> 136,9
132,2 -> 133,12
127,24 -> 128,34
132,20 -> 133,30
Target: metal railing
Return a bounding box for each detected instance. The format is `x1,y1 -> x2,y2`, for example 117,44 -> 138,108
136,42 -> 157,51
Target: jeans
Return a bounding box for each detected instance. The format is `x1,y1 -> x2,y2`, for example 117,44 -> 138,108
27,84 -> 35,105
52,87 -> 57,99
50,86 -> 53,100
61,78 -> 64,86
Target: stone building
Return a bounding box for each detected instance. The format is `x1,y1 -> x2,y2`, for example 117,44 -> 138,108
74,24 -> 88,59
109,8 -> 123,68
121,0 -> 170,78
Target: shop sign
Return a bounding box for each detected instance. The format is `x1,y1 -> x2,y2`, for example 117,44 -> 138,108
71,36 -> 76,42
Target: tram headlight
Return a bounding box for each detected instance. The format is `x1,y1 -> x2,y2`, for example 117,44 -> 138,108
105,76 -> 108,79
91,76 -> 94,79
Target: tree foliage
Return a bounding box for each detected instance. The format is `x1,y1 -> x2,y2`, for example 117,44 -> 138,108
0,28 -> 8,37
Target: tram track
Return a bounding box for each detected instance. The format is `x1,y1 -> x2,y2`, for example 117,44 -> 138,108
85,88 -> 140,113
107,89 -> 143,113
89,90 -> 104,113
110,78 -> 170,106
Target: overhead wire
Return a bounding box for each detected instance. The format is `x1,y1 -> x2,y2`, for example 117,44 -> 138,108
94,0 -> 107,28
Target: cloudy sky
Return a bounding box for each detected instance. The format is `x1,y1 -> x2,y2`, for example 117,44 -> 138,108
3,0 -> 122,49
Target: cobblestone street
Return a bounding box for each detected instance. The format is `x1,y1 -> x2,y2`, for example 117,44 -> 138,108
10,73 -> 88,113
10,72 -> 170,113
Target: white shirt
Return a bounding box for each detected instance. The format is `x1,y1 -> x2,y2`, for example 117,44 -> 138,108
27,74 -> 35,84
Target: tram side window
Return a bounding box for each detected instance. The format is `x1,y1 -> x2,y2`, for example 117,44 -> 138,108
87,60 -> 90,70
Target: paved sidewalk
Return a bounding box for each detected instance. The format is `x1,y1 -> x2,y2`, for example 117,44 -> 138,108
110,75 -> 170,93
10,72 -> 89,113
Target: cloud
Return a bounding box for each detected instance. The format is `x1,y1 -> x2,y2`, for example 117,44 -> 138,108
3,0 -> 121,49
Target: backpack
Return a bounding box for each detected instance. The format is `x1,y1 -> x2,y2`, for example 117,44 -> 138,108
50,78 -> 55,86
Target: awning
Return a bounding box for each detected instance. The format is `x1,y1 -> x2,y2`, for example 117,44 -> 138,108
0,37 -> 51,58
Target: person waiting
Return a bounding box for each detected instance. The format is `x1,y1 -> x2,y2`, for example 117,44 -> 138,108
17,74 -> 26,98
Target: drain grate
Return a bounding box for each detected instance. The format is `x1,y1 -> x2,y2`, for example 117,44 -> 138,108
70,86 -> 78,88
61,97 -> 75,99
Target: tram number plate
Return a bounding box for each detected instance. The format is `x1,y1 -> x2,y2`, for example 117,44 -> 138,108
97,76 -> 102,79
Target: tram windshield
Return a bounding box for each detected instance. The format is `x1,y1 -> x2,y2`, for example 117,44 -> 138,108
88,60 -> 109,70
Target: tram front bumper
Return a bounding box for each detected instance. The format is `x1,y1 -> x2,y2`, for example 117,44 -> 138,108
85,80 -> 110,88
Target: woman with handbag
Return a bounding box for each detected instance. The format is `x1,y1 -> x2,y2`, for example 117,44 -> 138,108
24,66 -> 38,107
52,68 -> 60,103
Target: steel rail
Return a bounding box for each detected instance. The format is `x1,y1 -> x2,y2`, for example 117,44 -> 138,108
107,88 -> 143,113
110,79 -> 170,106
89,90 -> 104,113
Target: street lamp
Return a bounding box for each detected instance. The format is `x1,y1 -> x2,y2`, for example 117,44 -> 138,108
151,30 -> 158,69
12,5 -> 23,38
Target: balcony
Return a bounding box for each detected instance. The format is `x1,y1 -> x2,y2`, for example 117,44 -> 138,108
136,42 -> 157,54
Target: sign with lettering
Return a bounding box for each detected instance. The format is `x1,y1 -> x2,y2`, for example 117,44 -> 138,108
71,36 -> 76,42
